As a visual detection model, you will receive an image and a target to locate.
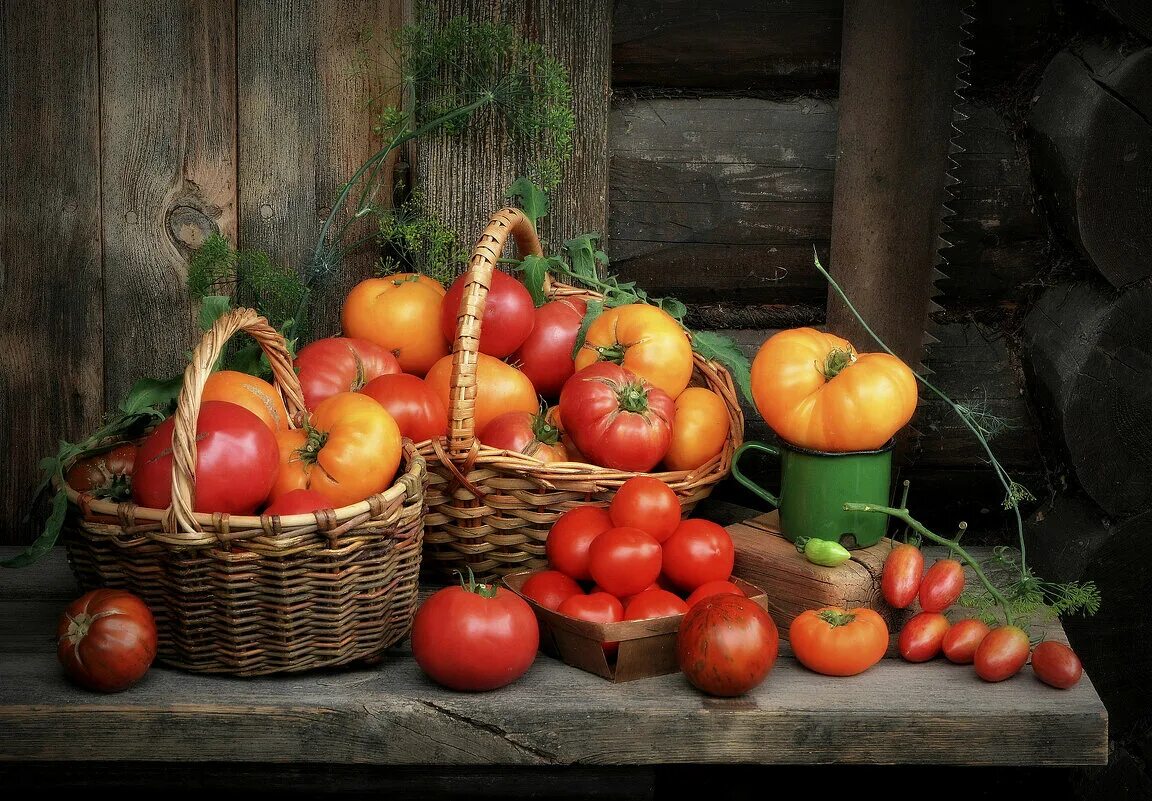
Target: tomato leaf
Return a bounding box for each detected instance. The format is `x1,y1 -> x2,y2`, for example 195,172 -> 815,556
119,376 -> 182,417
692,330 -> 753,406
562,234 -> 604,284
1,491 -> 69,569
506,176 -> 550,228
571,299 -> 604,360
658,297 -> 687,323
518,254 -> 551,306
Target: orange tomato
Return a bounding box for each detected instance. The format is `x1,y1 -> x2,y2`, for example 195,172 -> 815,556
750,327 -> 917,452
270,392 -> 402,508
788,606 -> 889,677
663,387 -> 730,471
341,274 -> 449,375
574,304 -> 694,399
202,370 -> 290,432
424,353 -> 538,437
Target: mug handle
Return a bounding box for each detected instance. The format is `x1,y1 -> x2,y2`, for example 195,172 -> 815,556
731,441 -> 782,508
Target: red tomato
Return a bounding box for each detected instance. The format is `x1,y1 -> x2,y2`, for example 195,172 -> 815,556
624,589 -> 689,621
514,297 -> 586,397
677,595 -> 779,697
661,519 -> 736,593
558,363 -> 675,472
789,607 -> 889,677
57,589 -> 157,693
359,373 -> 448,444
65,443 -> 136,501
881,543 -> 924,609
1031,641 -> 1083,689
519,570 -> 584,611
588,526 -> 663,598
132,401 -> 279,514
973,625 -> 1031,682
263,488 -> 335,516
557,591 -> 625,655
294,336 -> 401,411
442,268 -> 535,359
685,580 -> 744,608
609,476 -> 682,543
480,410 -> 568,463
545,506 -> 614,581
942,618 -> 992,664
919,558 -> 966,613
898,612 -> 951,662
411,578 -> 539,691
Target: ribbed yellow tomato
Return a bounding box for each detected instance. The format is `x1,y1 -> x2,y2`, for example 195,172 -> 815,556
341,274 -> 449,375
574,304 -> 694,399
662,387 -> 730,472
202,370 -> 289,432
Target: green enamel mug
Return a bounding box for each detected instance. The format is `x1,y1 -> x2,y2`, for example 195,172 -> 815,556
731,439 -> 894,549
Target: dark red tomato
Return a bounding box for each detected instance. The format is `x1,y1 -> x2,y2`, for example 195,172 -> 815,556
411,578 -> 539,691
974,625 -> 1031,682
519,570 -> 584,611
441,268 -> 535,359
65,443 -> 137,501
942,618 -> 991,664
479,410 -> 568,463
881,543 -> 924,609
545,506 -> 614,581
587,526 -> 663,598
132,401 -> 279,514
1031,641 -> 1084,689
263,488 -> 335,516
360,372 -> 448,443
57,589 -> 157,693
661,519 -> 736,593
898,612 -> 951,663
686,580 -> 744,608
295,336 -> 401,411
513,297 -> 586,397
609,475 -> 682,543
918,558 -> 966,613
678,595 -> 779,697
624,589 -> 689,621
557,591 -> 625,655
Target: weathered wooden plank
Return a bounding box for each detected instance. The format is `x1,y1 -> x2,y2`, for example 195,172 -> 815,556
0,1 -> 104,547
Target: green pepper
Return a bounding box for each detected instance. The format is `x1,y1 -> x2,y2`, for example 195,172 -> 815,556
795,536 -> 851,567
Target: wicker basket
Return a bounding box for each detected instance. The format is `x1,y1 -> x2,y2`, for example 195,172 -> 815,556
62,308 -> 428,676
417,207 -> 744,582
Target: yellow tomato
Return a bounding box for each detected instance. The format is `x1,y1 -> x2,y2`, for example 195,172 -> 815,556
662,387 -> 731,472
341,274 -> 449,375
202,370 -> 289,432
574,304 -> 694,399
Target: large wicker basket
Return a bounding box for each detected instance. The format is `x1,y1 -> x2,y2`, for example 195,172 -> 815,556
62,308 -> 427,676
417,207 -> 744,582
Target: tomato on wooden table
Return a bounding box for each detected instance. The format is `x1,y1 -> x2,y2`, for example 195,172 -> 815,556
545,506 -> 614,582
513,297 -> 586,397
557,591 -> 625,655
661,519 -> 735,593
609,475 -> 682,543
678,595 -> 779,697
57,589 -> 157,693
1031,641 -> 1084,689
65,443 -> 137,501
342,274 -> 449,375
881,542 -> 924,609
662,387 -> 731,472
898,612 -> 951,662
518,570 -> 584,611
973,625 -> 1031,682
574,303 -> 694,399
359,373 -> 447,444
480,410 -> 568,463
425,352 -> 539,437
294,337 -> 401,411
587,526 -> 663,598
789,606 -> 889,677
203,370 -> 290,432
942,619 -> 991,665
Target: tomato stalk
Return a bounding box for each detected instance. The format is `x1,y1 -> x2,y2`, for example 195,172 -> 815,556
820,347 -> 857,380
817,609 -> 857,627
615,383 -> 652,414
454,567 -> 499,599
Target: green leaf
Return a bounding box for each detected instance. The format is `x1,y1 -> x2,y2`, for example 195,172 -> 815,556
226,343 -> 272,379
658,297 -> 687,322
119,375 -> 182,417
506,176 -> 550,228
563,234 -> 603,283
198,295 -> 233,332
692,330 -> 754,406
1,491 -> 68,568
571,298 -> 604,360
518,254 -> 551,306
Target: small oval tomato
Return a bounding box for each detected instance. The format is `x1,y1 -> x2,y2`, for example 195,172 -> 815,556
545,506 -> 615,581
359,372 -> 448,443
685,580 -> 744,608
203,370 -> 291,432
480,410 -> 568,463
557,592 -> 624,655
57,589 -> 157,693
898,612 -> 951,663
65,443 -> 137,501
919,559 -> 966,613
263,488 -> 336,516
663,387 -> 730,472
588,526 -> 663,598
342,274 -> 449,375
624,589 -> 689,621
973,625 -> 1031,682
575,303 -> 694,399
789,606 -> 889,677
425,352 -> 539,437
1031,641 -> 1083,689
609,476 -> 682,543
519,570 -> 584,612
881,543 -> 924,609
294,337 -> 401,411
513,297 -> 586,398
942,618 -> 992,664
661,519 -> 735,593
442,268 -> 536,359
678,595 -> 779,697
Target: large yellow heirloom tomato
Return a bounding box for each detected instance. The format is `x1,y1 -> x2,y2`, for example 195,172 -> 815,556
750,328 -> 917,452
341,274 -> 449,376
574,304 -> 694,399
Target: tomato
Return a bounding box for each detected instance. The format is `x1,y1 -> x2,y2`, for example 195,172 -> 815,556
294,337 -> 401,411
1031,641 -> 1084,689
587,526 -> 663,598
545,506 -> 614,581
513,297 -> 586,397
557,591 -> 625,655
898,612 -> 951,662
974,625 -> 1031,682
750,327 -> 918,451
575,304 -> 694,399
57,589 -> 157,693
203,370 -> 290,432
662,387 -> 730,472
342,274 -> 450,375
411,576 -> 539,691
685,580 -> 744,608
133,400 -> 279,514
608,476 -> 682,543
65,443 -> 136,501
942,618 -> 991,664
425,352 -> 539,437
270,392 -> 402,509
442,268 -> 536,359
624,589 -> 689,621
263,488 -> 335,516
918,558 -> 966,613
881,543 -> 924,609
559,362 -> 675,472
678,595 -> 779,697
545,404 -> 589,463
661,519 -> 735,593
359,372 -> 448,443
789,606 -> 889,677
480,410 -> 568,463
519,570 -> 584,611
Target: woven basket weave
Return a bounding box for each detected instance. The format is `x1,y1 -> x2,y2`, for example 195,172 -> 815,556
62,308 -> 427,676
417,207 -> 744,582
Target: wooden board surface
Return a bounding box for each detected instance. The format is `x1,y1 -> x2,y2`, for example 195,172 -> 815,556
0,547 -> 1107,767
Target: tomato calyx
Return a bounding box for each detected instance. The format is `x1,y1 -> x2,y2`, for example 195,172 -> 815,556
61,609 -> 116,646
817,609 -> 857,628
593,343 -> 629,365
455,567 -> 500,599
819,347 -> 857,380
530,412 -> 562,448
614,382 -> 652,414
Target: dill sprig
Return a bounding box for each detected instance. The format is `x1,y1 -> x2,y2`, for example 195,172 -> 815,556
375,189 -> 466,285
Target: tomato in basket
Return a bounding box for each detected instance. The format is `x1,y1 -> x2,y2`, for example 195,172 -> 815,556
441,268 -> 536,359
513,297 -> 586,398
294,336 -> 401,411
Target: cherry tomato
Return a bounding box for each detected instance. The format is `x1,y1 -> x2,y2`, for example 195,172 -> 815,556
685,580 -> 744,608
442,268 -> 535,359
678,595 -> 779,697
663,387 -> 731,472
918,558 -> 966,613
608,476 -> 682,543
881,542 -> 924,609
545,506 -> 614,581
789,606 -> 889,677
519,570 -> 584,612
1031,641 -> 1084,689
57,589 -> 157,693
973,625 -> 1031,682
514,297 -> 586,398
624,589 -> 689,621
557,591 -> 624,655
359,373 -> 448,443
942,618 -> 991,664
898,612 -> 951,662
65,443 -> 137,501
588,526 -> 663,598
263,488 -> 336,516
661,519 -> 735,593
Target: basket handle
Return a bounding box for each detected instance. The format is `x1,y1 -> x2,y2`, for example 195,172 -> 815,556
164,308 -> 308,533
446,207 -> 544,459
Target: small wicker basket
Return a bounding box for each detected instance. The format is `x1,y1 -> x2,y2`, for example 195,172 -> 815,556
62,308 -> 427,676
417,207 -> 744,582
